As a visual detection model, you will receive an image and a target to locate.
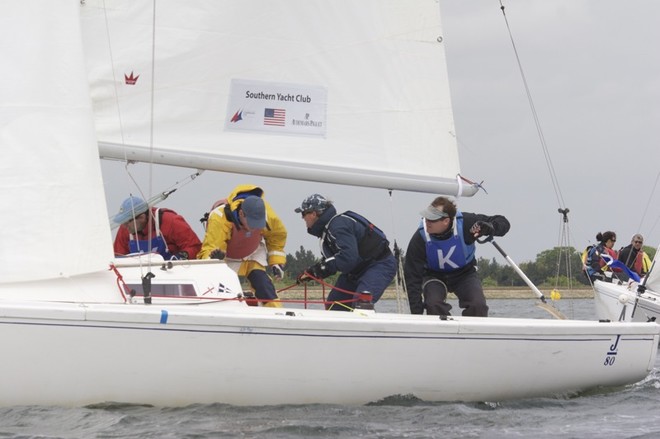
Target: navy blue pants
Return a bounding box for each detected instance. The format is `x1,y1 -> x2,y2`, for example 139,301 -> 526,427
423,270 -> 488,317
247,269 -> 278,302
326,255 -> 397,311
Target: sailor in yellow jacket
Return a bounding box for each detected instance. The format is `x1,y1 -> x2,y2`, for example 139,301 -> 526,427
199,185 -> 287,307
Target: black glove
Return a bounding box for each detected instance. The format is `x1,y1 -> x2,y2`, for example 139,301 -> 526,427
308,262 -> 331,279
210,249 -> 226,260
296,262 -> 330,283
176,251 -> 189,260
470,221 -> 494,237
296,271 -> 312,284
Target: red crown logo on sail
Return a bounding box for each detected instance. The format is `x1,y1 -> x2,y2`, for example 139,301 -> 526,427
124,71 -> 139,85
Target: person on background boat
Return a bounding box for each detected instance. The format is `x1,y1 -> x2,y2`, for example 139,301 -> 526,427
617,234 -> 651,278
583,231 -> 619,283
113,196 -> 202,260
198,185 -> 287,308
295,194 -> 396,311
404,196 -> 510,317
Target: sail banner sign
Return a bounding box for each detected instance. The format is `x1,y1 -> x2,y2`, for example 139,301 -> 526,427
225,79 -> 327,137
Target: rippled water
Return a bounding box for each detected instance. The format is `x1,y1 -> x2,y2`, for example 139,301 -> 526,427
2,299 -> 659,439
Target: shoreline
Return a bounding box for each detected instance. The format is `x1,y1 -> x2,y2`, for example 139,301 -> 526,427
275,286 -> 594,300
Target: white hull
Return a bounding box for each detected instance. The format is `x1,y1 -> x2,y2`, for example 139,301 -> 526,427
594,279 -> 660,323
1,262 -> 659,407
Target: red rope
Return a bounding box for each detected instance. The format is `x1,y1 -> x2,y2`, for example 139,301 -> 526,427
108,264 -> 128,303
108,266 -> 364,309
274,272 -> 369,309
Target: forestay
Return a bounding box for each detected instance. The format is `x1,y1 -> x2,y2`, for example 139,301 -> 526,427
80,0 -> 479,196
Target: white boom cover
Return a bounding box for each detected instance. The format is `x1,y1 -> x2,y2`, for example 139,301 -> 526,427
80,0 -> 477,195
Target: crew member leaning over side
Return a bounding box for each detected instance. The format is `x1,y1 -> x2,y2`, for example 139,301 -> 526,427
113,196 -> 201,260
198,184 -> 287,308
295,194 -> 397,311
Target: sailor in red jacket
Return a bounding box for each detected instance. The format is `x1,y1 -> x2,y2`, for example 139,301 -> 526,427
112,196 -> 201,260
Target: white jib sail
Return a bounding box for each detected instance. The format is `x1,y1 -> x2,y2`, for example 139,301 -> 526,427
0,1 -> 114,282
80,0 -> 478,196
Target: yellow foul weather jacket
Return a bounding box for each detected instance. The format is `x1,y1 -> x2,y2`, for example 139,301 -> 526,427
198,185 -> 287,277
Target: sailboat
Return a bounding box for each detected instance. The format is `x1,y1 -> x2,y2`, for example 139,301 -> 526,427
1,0 -> 659,407
594,247 -> 660,323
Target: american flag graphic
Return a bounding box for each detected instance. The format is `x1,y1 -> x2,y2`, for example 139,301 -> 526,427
264,108 -> 286,126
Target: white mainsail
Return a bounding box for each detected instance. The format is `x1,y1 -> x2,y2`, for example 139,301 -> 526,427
80,0 -> 478,196
0,1 -> 113,283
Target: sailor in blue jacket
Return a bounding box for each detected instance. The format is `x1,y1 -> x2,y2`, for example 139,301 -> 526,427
295,194 -> 397,311
404,196 -> 510,317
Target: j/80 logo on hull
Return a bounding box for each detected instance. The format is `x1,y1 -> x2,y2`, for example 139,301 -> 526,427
603,334 -> 620,366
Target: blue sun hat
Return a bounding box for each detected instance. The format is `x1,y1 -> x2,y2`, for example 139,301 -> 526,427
241,196 -> 266,229
294,194 -> 329,214
113,196 -> 149,225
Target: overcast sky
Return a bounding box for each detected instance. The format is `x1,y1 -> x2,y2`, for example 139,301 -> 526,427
101,0 -> 660,265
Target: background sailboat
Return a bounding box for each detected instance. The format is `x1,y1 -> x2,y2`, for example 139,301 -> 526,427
594,246 -> 660,323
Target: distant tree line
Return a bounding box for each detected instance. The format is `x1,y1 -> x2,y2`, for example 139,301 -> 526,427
285,246 -> 319,280
283,245 -> 657,288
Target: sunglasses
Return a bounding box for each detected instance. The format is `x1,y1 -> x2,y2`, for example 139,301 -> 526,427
301,210 -> 314,218
634,240 -> 643,244
123,212 -> 146,225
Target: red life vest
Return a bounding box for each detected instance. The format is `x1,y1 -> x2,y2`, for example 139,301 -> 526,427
225,224 -> 263,259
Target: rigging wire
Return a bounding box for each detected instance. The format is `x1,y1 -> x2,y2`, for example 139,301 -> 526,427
387,190 -> 411,314
497,1 -> 576,294
498,1 -> 567,211
101,0 -> 126,148
143,0 -> 158,263
636,170 -> 660,235
108,169 -> 205,230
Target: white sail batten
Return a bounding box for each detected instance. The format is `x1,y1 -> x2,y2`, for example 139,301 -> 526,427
0,1 -> 113,282
81,0 -> 478,196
